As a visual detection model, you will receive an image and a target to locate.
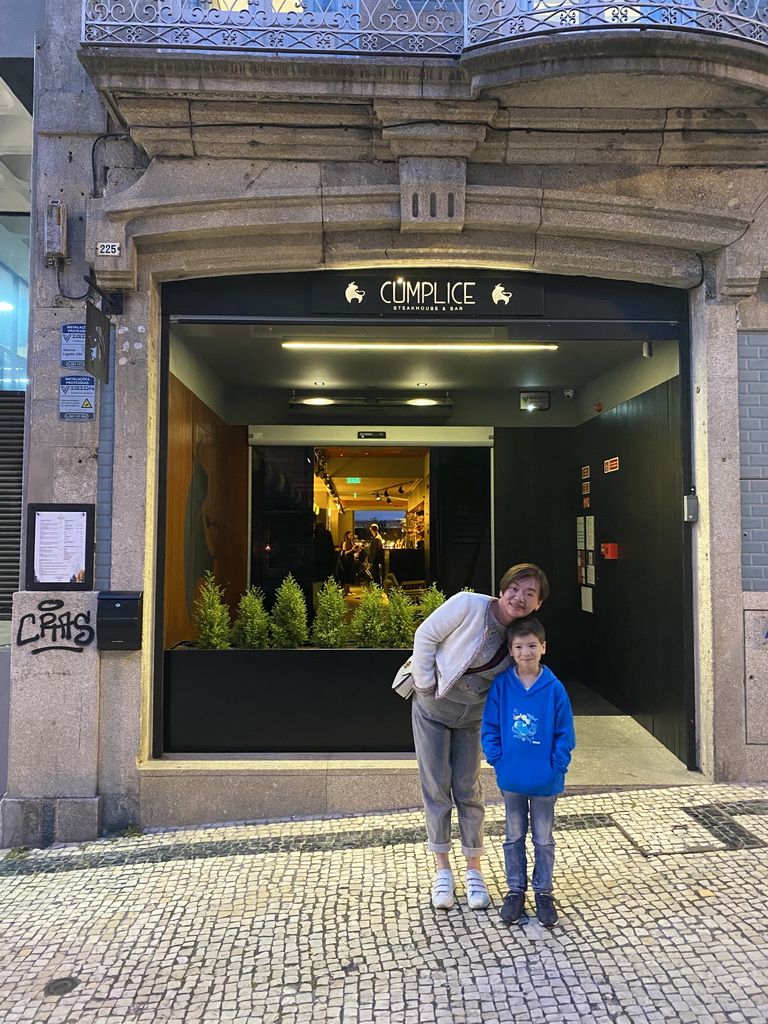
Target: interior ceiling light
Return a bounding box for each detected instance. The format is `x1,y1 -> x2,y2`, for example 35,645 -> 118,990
290,392 -> 452,409
284,342 -> 558,352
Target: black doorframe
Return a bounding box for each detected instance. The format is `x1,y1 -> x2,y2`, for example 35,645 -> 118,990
157,269 -> 695,762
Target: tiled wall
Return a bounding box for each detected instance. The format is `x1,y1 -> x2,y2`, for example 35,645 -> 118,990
739,331 -> 768,589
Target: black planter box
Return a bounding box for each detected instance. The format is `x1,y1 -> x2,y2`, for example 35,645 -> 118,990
164,647 -> 414,753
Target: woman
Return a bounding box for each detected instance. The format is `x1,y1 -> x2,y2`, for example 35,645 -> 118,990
340,530 -> 357,596
410,563 -> 549,910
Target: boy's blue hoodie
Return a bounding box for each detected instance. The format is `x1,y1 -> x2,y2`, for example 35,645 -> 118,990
481,664 -> 575,797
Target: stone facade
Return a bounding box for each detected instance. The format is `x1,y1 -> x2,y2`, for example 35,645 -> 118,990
2,1 -> 768,844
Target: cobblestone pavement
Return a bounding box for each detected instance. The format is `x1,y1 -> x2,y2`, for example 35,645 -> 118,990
2,783 -> 768,1024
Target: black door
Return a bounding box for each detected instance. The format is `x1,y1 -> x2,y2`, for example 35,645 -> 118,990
430,446 -> 492,595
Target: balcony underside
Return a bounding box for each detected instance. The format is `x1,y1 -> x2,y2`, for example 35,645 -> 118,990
80,27 -> 768,121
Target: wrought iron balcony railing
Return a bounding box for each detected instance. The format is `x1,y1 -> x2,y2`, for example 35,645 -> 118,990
82,0 -> 768,57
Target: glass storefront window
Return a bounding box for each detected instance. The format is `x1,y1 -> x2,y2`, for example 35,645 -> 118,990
0,214 -> 29,391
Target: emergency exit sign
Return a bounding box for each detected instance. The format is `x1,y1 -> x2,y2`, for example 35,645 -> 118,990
346,477 -> 361,483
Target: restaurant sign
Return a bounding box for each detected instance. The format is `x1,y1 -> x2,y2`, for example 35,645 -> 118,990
311,273 -> 543,317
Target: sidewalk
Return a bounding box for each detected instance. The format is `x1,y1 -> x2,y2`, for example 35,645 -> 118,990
2,782 -> 768,1023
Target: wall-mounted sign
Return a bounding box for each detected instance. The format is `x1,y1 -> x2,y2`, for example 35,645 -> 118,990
346,477 -> 361,484
311,272 -> 543,317
582,481 -> 590,494
59,375 -> 96,421
604,457 -> 620,473
520,391 -> 550,412
581,466 -> 590,479
96,241 -> 121,256
25,503 -> 95,591
85,300 -> 111,384
61,323 -> 86,369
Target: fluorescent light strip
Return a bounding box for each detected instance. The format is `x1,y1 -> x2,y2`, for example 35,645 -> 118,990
283,342 -> 558,352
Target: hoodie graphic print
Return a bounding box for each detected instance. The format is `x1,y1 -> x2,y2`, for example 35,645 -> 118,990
481,664 -> 576,797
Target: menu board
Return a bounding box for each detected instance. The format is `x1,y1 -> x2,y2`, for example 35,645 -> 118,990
26,504 -> 95,590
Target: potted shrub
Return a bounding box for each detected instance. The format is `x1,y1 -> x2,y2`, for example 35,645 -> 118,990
348,583 -> 387,648
232,586 -> 270,649
383,586 -> 417,649
311,577 -> 348,648
269,573 -> 309,649
418,583 -> 446,622
193,570 -> 232,649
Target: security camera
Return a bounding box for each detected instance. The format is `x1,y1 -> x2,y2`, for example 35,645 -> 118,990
563,388 -> 575,400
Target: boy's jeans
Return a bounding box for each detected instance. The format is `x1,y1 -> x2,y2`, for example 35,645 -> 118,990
502,791 -> 556,893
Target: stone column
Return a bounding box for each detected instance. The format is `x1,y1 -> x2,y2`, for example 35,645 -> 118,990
689,285 -> 746,780
0,3 -> 111,846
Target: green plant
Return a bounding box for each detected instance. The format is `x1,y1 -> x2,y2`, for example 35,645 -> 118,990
270,573 -> 309,649
348,583 -> 387,648
383,586 -> 417,648
311,577 -> 348,648
194,570 -> 232,649
3,846 -> 29,861
232,586 -> 270,649
418,583 -> 447,622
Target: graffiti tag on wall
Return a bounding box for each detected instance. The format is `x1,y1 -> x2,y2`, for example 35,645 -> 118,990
16,599 -> 95,654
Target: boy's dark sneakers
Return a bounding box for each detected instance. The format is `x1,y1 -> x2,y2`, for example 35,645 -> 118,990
500,890 -> 526,924
535,891 -> 558,928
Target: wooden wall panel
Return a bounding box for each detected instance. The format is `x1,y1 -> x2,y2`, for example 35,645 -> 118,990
164,375 -> 248,648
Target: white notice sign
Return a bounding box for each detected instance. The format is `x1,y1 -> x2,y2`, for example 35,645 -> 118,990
59,375 -> 96,421
576,516 -> 586,549
581,586 -> 594,613
33,510 -> 88,584
61,323 -> 86,369
585,515 -> 595,551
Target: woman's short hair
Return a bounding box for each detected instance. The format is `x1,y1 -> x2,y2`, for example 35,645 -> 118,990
498,563 -> 549,602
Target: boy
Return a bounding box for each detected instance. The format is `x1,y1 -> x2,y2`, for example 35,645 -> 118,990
481,618 -> 575,928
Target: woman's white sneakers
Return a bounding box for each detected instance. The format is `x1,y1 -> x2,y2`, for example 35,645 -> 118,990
431,869 -> 490,910
431,869 -> 456,909
465,869 -> 491,910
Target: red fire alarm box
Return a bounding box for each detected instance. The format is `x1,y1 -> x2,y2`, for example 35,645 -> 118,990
601,543 -> 620,559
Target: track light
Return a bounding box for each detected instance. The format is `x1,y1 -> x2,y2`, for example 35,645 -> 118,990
376,492 -> 382,501
386,496 -> 392,504
398,485 -> 404,495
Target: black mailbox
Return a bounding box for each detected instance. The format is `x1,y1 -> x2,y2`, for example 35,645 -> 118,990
97,591 -> 143,650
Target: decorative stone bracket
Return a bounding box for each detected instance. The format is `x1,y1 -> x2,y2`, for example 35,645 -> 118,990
374,100 -> 499,234
715,200 -> 768,298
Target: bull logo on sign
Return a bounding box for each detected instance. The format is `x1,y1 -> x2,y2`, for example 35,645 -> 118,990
345,281 -> 366,304
492,284 -> 513,305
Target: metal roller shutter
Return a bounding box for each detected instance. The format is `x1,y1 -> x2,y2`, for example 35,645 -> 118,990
0,391 -> 24,616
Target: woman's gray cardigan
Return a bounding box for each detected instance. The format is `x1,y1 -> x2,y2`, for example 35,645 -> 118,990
411,591 -> 509,698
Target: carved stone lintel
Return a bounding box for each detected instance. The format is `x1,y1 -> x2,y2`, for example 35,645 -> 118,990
399,157 -> 466,233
